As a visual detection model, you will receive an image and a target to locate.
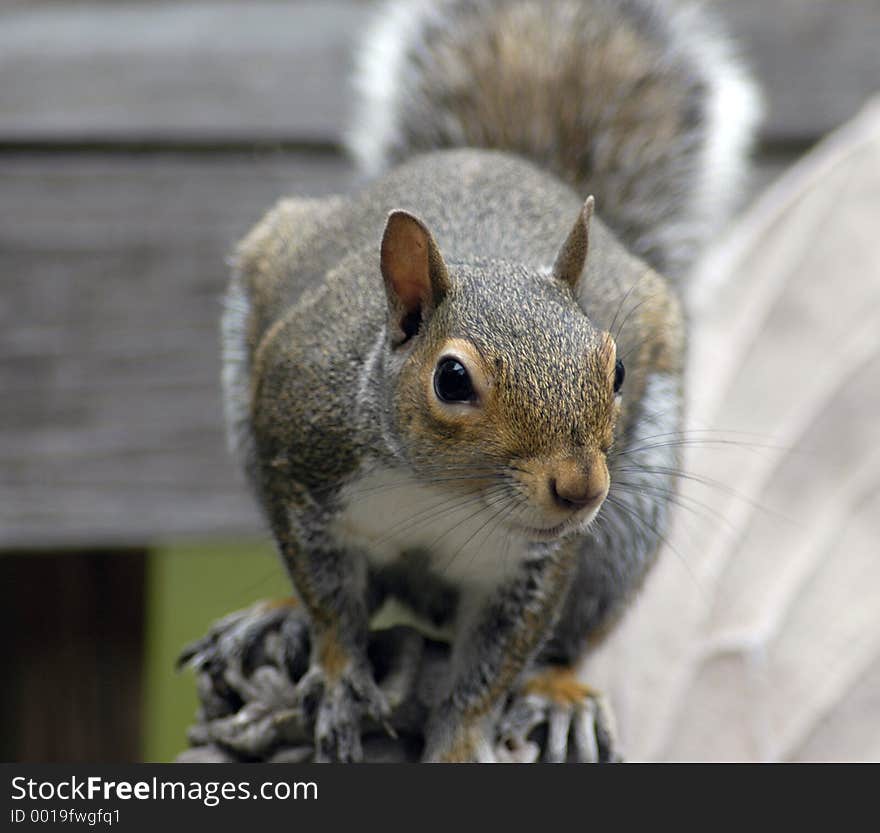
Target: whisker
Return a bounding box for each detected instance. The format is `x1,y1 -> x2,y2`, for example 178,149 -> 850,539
606,272 -> 648,338
612,436 -> 784,460
611,479 -> 735,531
603,493 -> 707,597
378,479 -> 519,548
613,293 -> 657,342
438,488 -> 520,576
618,333 -> 655,363
425,487 -> 514,559
612,463 -> 788,521
344,469 -> 503,500
369,485 -> 491,547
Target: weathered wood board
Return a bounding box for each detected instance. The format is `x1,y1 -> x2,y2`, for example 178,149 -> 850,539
0,152 -> 355,547
0,1 -> 370,145
2,0 -> 879,548
1,1 -> 879,145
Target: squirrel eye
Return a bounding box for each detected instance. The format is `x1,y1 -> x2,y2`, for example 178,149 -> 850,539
434,357 -> 475,403
613,359 -> 626,394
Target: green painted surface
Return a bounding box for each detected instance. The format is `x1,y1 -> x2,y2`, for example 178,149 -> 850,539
143,539 -> 287,763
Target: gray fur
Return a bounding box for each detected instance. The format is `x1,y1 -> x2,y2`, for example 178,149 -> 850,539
221,273 -> 256,475
350,0 -> 761,278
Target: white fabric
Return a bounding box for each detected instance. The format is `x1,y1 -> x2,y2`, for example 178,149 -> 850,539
584,98 -> 880,762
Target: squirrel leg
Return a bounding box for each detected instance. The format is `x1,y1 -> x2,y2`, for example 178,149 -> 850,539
423,551 -> 576,763
499,542 -> 644,762
496,537 -> 633,763
275,525 -> 391,762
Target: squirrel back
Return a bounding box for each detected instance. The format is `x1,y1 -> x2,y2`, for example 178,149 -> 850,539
349,0 -> 761,278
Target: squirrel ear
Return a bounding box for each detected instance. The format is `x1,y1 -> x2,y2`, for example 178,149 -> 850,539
552,196 -> 594,292
380,210 -> 450,345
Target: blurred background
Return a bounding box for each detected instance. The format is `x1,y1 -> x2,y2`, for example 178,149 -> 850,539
2,0 -> 879,762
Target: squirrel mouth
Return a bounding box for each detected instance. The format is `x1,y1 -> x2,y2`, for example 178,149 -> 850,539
511,520 -> 575,542
511,508 -> 600,542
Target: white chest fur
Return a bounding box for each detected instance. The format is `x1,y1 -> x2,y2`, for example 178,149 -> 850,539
330,466 -> 528,590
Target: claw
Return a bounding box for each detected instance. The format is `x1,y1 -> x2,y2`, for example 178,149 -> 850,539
591,690 -> 622,763
546,702 -> 573,763
496,668 -> 623,763
572,699 -> 599,762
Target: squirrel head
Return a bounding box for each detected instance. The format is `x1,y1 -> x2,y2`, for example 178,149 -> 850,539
378,199 -> 622,541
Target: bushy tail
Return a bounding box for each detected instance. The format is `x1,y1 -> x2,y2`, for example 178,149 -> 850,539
348,0 -> 761,278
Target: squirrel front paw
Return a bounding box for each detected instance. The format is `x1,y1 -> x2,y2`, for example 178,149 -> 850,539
295,661 -> 391,762
497,667 -> 622,763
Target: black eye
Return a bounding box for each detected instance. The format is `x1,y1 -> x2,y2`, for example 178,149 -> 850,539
613,359 -> 625,394
434,357 -> 475,403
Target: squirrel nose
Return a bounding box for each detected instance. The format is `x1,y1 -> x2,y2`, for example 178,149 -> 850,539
549,463 -> 607,512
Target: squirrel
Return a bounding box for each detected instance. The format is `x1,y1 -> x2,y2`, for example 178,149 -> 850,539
221,0 -> 760,762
